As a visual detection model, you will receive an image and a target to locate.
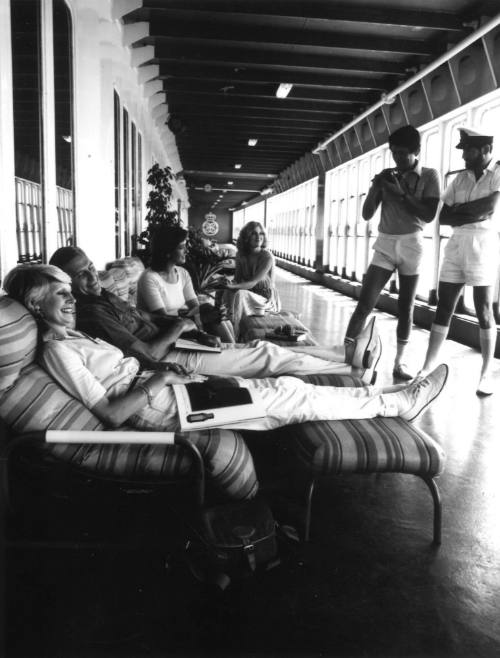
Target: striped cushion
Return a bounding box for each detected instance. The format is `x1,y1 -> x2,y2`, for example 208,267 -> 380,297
0,363 -> 104,432
0,364 -> 257,500
47,428 -> 258,501
297,373 -> 364,388
0,297 -> 38,393
286,417 -> 445,477
290,373 -> 444,476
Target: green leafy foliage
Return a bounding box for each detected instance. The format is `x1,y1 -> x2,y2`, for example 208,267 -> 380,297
133,163 -> 226,294
184,228 -> 227,295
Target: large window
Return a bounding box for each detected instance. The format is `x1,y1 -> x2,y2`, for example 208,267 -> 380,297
11,0 -> 74,262
113,94 -> 143,257
267,178 -> 318,265
11,0 -> 42,262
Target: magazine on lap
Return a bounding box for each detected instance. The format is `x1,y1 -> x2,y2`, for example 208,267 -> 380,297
173,378 -> 266,430
174,338 -> 222,353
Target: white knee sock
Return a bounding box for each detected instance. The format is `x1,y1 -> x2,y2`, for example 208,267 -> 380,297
479,327 -> 497,378
422,323 -> 449,374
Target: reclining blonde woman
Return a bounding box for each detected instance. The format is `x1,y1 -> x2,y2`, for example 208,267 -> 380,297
219,222 -> 279,338
3,265 -> 448,435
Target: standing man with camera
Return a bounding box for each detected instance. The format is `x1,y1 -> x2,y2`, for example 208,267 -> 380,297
344,125 -> 440,380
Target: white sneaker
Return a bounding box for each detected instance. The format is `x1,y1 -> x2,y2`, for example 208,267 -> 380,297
352,317 -> 379,369
477,373 -> 495,397
398,364 -> 449,421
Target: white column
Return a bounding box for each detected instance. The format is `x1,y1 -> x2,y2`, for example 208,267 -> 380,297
0,0 -> 18,280
40,0 -> 59,260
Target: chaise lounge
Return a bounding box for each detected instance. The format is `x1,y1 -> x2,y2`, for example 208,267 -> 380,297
0,265 -> 446,545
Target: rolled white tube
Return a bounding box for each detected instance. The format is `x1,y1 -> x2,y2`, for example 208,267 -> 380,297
46,430 -> 176,445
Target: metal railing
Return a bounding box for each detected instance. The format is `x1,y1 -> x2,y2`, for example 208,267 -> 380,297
15,177 -> 74,262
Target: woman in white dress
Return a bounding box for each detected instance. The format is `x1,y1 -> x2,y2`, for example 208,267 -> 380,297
220,222 -> 280,339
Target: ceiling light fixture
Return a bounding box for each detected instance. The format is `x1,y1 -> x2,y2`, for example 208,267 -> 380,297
227,181 -> 234,185
261,186 -> 273,196
276,83 -> 293,98
248,138 -> 258,146
62,135 -> 72,143
234,164 -> 242,169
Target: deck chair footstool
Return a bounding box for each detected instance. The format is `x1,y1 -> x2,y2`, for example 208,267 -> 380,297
273,373 -> 446,546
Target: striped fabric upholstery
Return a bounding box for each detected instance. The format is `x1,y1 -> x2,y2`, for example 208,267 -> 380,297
287,417 -> 445,477
0,297 -> 257,500
287,373 -> 444,477
0,362 -> 104,432
296,373 -> 364,388
47,428 -> 258,500
0,296 -> 38,393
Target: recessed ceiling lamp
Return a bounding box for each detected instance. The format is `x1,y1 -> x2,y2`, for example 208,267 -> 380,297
248,138 -> 258,146
234,164 -> 242,169
227,181 -> 234,185
276,83 -> 293,98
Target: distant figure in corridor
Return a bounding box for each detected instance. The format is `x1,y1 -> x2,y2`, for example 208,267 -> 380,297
418,127 -> 500,396
219,221 -> 280,339
344,125 -> 440,381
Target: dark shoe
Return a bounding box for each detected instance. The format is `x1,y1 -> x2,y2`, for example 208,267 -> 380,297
392,363 -> 413,381
399,364 -> 448,421
352,317 -> 378,369
361,336 -> 382,385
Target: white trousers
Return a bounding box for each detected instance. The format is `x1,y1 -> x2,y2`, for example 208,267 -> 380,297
165,339 -> 352,378
131,376 -> 393,433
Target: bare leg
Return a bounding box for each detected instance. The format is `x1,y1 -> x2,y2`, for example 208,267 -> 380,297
345,264 -> 393,340
394,273 -> 419,373
473,285 -> 497,394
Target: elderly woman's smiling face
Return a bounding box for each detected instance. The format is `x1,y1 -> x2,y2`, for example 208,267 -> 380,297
37,281 -> 76,332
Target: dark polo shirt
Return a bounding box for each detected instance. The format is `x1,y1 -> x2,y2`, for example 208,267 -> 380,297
75,289 -> 160,353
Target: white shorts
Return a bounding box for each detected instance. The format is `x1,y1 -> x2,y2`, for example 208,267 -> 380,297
371,232 -> 424,276
439,231 -> 499,287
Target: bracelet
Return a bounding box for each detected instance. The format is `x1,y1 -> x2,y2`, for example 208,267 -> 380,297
136,383 -> 154,406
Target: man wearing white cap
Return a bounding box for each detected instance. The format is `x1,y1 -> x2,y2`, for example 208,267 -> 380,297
419,127 -> 500,395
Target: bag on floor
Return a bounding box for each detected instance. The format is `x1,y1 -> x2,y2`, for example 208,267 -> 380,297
186,497 -> 280,588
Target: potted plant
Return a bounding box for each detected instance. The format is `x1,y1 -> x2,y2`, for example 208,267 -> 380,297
133,163 -> 227,296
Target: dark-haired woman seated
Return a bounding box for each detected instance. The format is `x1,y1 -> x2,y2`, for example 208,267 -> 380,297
137,224 -> 236,343
219,222 -> 280,339
4,265 -> 448,439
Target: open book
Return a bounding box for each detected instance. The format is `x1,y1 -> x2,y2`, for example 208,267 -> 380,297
173,378 -> 266,430
174,337 -> 222,353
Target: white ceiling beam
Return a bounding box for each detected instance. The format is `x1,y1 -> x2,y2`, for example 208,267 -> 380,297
122,21 -> 149,47
112,0 -> 142,22
130,45 -> 154,67
138,64 -> 159,85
